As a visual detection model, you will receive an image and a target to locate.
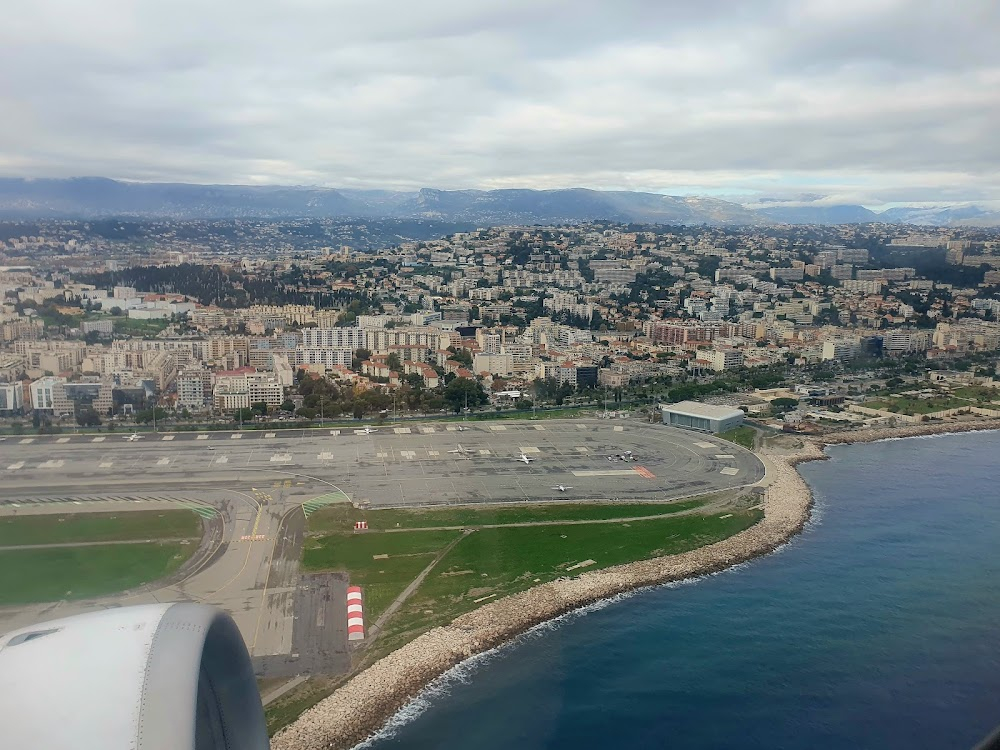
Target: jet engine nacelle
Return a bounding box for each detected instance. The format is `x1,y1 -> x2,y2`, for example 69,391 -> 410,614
0,603 -> 268,749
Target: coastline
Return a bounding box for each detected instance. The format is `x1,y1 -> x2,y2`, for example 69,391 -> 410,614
272,419 -> 999,750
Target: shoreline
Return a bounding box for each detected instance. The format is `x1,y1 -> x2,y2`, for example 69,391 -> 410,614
272,419 -> 998,750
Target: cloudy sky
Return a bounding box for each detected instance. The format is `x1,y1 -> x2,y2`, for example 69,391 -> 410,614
1,0 -> 997,206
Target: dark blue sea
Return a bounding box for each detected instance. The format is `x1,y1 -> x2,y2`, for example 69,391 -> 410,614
363,432 -> 1000,750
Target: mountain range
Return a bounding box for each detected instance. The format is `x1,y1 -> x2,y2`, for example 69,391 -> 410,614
0,177 -> 997,227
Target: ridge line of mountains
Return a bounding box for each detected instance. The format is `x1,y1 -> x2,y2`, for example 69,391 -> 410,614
0,177 -> 996,227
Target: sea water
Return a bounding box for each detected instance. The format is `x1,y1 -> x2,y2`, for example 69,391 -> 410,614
363,432 -> 1000,749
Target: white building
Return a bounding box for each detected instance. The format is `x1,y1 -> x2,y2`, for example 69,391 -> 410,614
301,328 -> 366,350
661,401 -> 745,433
30,376 -> 66,412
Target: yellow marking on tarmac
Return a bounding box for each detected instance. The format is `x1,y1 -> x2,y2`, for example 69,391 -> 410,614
209,504 -> 263,598
251,510 -> 286,653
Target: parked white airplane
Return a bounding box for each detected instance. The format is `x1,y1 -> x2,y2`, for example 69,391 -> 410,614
551,485 -> 573,492
455,425 -> 468,431
515,452 -> 535,464
448,445 -> 472,456
360,426 -> 378,435
607,450 -> 635,462
123,433 -> 142,442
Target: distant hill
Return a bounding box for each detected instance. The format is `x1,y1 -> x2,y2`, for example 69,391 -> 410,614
0,178 -> 997,226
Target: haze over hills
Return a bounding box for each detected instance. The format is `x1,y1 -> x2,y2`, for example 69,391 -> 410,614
0,177 -> 997,227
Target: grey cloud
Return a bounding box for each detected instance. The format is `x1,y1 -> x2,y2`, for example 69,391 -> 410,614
0,0 -> 997,205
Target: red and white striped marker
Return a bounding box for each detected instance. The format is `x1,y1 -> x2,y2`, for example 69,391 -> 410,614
347,586 -> 364,641
354,520 -> 368,531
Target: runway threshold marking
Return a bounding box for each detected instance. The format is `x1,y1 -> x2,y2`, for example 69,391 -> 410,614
571,469 -> 639,477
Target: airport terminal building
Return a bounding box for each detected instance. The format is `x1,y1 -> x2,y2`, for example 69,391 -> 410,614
660,401 -> 745,434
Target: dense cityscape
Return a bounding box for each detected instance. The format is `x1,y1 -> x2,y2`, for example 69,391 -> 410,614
3,219 -> 1000,435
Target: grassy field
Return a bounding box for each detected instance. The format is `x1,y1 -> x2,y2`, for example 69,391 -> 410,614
0,542 -> 195,604
372,509 -> 761,656
302,494 -> 761,662
866,394 -> 968,415
952,386 -> 1000,403
720,426 -> 756,451
306,496 -> 715,533
302,530 -> 462,621
0,510 -> 202,546
113,317 -> 171,336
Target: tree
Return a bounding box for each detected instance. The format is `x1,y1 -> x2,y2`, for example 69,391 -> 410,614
280,398 -> 296,412
444,377 -> 488,413
76,407 -> 102,427
771,397 -> 800,412
295,407 -> 317,419
386,352 -> 402,372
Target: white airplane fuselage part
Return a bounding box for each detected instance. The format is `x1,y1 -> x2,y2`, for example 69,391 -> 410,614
552,485 -> 573,492
516,453 -> 534,464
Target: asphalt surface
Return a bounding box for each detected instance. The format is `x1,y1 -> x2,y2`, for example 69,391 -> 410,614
0,418 -> 764,677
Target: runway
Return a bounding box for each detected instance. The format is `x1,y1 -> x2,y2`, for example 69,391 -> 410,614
0,418 -> 764,676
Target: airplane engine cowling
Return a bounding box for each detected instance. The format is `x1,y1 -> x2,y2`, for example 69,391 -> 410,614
0,603 -> 268,750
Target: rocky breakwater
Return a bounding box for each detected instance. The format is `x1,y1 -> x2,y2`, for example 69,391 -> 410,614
821,417 -> 1000,445
272,444 -> 823,750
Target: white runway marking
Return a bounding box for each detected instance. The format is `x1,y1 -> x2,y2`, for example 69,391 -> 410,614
420,427 -> 435,434
576,424 -> 587,429
271,454 -> 292,462
329,430 -> 340,436
446,426 -> 459,431
518,446 -> 540,453
6,462 -> 24,471
156,457 -> 170,466
19,438 -> 34,444
489,425 -> 506,431
427,450 -> 440,456
479,449 -> 492,455
715,454 -> 735,459
575,446 -> 590,452
533,425 -> 545,430
265,432 -> 277,438
572,469 -> 641,477
215,456 -> 229,464
98,461 -> 113,468
56,437 -> 70,443
613,426 -> 624,432
38,460 -> 64,469
161,435 -> 174,441
400,451 -> 416,460
394,427 -> 411,434
231,433 -> 243,439
695,441 -> 715,449
376,452 -> 387,458
196,434 -> 209,441
92,437 -> 106,443
318,452 -> 335,460
720,467 -> 739,475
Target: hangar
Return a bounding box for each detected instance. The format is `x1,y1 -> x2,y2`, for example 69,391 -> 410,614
660,401 -> 745,433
